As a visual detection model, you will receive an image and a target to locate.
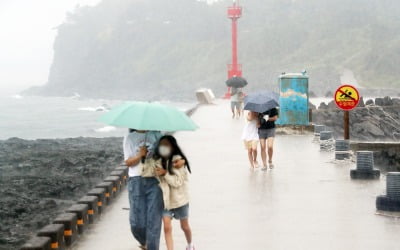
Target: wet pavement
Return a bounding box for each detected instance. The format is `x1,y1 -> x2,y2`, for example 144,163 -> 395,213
73,100 -> 400,250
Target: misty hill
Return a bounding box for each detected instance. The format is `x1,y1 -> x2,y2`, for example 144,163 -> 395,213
25,0 -> 400,100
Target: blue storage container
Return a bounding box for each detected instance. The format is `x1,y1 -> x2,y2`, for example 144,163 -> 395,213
276,73 -> 309,125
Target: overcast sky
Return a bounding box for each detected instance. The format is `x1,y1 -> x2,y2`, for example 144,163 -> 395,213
0,0 -> 101,96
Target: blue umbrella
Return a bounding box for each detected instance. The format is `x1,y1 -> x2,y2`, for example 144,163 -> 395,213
244,91 -> 280,113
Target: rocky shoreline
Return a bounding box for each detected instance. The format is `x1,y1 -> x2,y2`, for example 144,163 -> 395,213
312,96 -> 400,141
312,96 -> 400,172
0,137 -> 123,250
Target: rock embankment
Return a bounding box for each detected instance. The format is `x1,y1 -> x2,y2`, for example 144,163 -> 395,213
0,137 -> 123,250
313,96 -> 400,141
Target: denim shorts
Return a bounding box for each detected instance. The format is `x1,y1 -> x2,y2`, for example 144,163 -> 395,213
163,204 -> 189,220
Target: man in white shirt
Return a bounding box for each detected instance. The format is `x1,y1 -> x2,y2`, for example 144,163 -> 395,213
124,130 -> 163,250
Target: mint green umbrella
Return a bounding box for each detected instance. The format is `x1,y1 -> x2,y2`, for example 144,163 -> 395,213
98,102 -> 198,131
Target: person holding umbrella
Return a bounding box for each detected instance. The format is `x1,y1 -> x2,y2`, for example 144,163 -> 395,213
243,92 -> 279,170
123,129 -> 163,250
226,76 -> 248,119
99,102 -> 198,250
258,108 -> 279,170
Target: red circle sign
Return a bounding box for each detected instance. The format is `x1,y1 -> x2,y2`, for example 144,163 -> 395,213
334,84 -> 360,111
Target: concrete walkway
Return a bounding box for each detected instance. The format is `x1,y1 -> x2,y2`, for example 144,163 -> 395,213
73,100 -> 400,250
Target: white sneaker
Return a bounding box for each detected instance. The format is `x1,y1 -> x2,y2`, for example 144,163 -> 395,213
186,244 -> 195,250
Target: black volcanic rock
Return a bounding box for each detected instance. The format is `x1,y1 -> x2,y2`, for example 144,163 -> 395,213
0,137 -> 123,250
383,96 -> 394,106
318,102 -> 329,110
365,99 -> 374,106
313,105 -> 400,141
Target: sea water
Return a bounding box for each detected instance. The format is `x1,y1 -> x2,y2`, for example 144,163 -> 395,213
0,95 -> 194,140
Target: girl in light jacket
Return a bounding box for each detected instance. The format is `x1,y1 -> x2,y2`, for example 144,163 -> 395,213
153,135 -> 194,250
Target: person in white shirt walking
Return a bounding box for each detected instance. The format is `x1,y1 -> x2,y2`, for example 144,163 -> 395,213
230,87 -> 244,119
241,111 -> 260,169
124,129 -> 163,250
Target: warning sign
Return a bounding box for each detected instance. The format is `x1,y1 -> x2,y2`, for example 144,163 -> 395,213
334,85 -> 360,111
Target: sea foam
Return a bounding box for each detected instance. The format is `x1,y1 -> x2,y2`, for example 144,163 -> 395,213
94,126 -> 116,133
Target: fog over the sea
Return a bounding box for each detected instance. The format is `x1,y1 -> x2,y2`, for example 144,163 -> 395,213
0,0 -> 101,97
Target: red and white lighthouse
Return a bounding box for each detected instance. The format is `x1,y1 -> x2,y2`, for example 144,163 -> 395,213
225,0 -> 243,98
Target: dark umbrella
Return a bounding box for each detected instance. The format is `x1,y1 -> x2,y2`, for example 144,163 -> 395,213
244,91 -> 280,113
226,76 -> 248,88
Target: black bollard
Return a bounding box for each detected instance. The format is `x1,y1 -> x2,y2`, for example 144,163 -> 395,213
87,188 -> 106,214
376,172 -> 400,211
77,196 -> 99,224
37,224 -> 65,250
110,170 -> 126,186
66,204 -> 89,234
350,151 -> 380,179
96,182 -> 114,205
104,176 -> 121,195
52,213 -> 78,246
335,139 -> 350,160
115,165 -> 128,177
314,124 -> 326,135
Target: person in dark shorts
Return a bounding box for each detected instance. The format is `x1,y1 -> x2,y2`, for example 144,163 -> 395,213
258,108 -> 278,170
